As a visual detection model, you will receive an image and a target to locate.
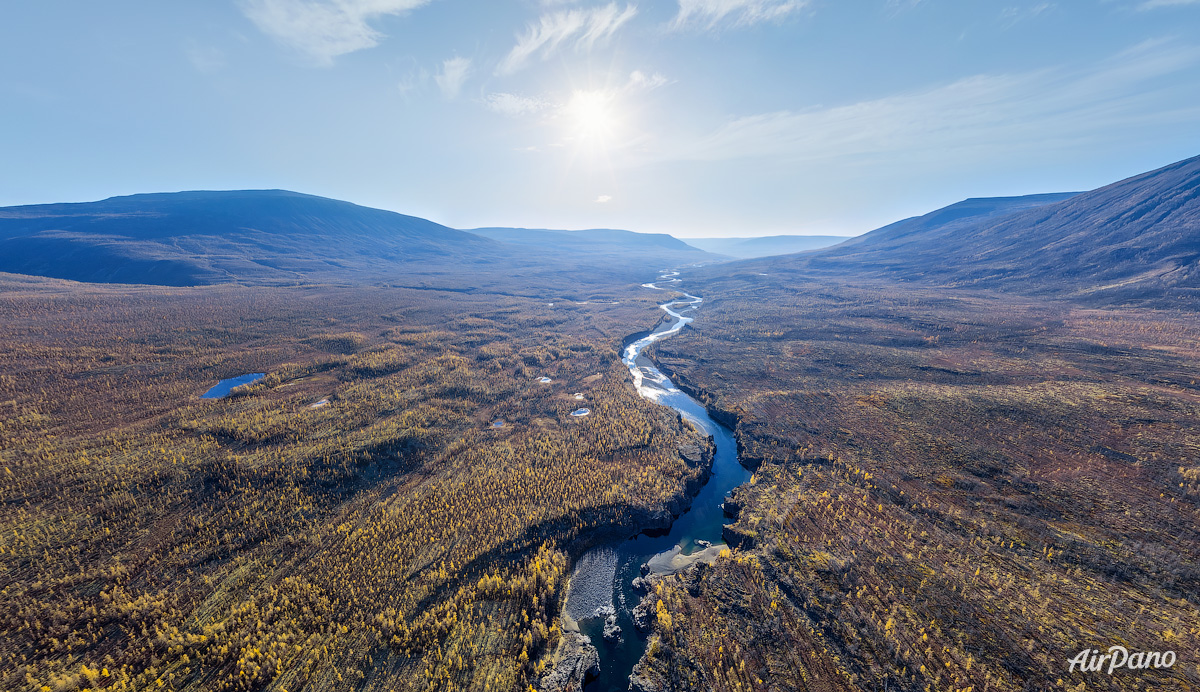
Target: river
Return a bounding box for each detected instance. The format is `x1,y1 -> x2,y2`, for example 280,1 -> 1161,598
568,271 -> 751,692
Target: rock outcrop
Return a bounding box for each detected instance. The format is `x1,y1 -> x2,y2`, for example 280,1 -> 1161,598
628,670 -> 665,692
537,632 -> 600,692
603,613 -> 623,642
631,598 -> 655,632
677,441 -> 704,467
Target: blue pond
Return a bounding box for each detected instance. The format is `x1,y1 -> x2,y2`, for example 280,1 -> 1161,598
201,373 -> 265,399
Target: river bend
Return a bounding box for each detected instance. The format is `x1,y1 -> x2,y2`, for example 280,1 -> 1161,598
567,271 -> 751,692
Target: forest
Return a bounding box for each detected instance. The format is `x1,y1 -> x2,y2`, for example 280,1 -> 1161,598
5,257 -> 1200,692
0,274 -> 710,692
632,273 -> 1200,691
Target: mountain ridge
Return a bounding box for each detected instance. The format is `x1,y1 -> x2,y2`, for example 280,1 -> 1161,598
697,155 -> 1200,306
0,190 -> 723,288
465,226 -> 714,256
0,189 -> 505,286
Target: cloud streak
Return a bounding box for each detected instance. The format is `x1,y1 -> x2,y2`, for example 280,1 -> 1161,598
670,0 -> 809,31
185,42 -> 226,74
644,40 -> 1200,165
240,0 -> 432,64
999,3 -> 1055,28
484,92 -> 552,117
497,3 -> 638,75
436,57 -> 472,98
627,69 -> 669,91
485,70 -> 667,119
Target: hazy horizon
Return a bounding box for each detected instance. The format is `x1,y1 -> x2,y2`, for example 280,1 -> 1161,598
3,2 -> 1200,237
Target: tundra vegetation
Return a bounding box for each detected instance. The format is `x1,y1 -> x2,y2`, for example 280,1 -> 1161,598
5,248 -> 1200,692
635,274 -> 1200,691
0,275 -> 709,692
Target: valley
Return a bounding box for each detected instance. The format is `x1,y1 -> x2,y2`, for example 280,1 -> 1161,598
8,3 -> 1200,690
3,154 -> 1200,692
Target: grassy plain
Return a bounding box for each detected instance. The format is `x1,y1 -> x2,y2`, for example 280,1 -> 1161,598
0,273 -> 709,692
635,274 -> 1200,691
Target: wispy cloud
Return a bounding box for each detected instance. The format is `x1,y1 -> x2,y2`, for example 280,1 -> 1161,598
999,2 -> 1055,28
596,194 -> 613,202
496,3 -> 638,75
185,42 -> 226,74
1140,0 -> 1200,7
396,61 -> 430,99
483,69 -> 667,121
627,69 -> 669,91
645,40 -> 1200,164
484,92 -> 552,117
240,0 -> 432,64
435,57 -> 472,99
670,0 -> 809,31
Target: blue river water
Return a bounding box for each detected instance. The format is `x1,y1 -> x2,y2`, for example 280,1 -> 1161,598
572,271 -> 752,692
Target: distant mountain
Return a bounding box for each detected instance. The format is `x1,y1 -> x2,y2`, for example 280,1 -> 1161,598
684,235 -> 851,258
0,190 -> 506,286
466,227 -> 717,261
684,195 -> 1083,260
0,191 -> 725,289
701,154 -> 1200,305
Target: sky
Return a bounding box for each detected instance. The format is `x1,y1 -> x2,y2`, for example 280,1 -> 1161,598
2,1 -> 1200,238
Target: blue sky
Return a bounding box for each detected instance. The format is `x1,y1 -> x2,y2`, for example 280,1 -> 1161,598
2,1 -> 1199,237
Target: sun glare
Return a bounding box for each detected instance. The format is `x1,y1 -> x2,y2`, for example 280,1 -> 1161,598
566,89 -> 619,144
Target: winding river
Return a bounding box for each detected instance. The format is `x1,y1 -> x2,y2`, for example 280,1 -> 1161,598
568,271 -> 751,692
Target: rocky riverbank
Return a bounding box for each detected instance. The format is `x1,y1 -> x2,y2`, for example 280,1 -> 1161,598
537,632 -> 601,692
538,439 -> 714,692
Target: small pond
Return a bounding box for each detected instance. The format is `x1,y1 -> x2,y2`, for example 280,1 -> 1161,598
200,373 -> 265,399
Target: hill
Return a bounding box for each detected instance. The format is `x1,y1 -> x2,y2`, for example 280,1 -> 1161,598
712,154 -> 1200,305
829,192 -> 1081,251
465,226 -> 718,262
0,190 -> 510,286
0,191 -> 725,290
683,234 -> 851,258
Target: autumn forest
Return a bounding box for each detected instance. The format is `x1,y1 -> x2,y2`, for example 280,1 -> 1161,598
4,156 -> 1200,692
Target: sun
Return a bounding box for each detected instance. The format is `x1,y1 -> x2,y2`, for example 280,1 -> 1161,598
566,89 -> 619,144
